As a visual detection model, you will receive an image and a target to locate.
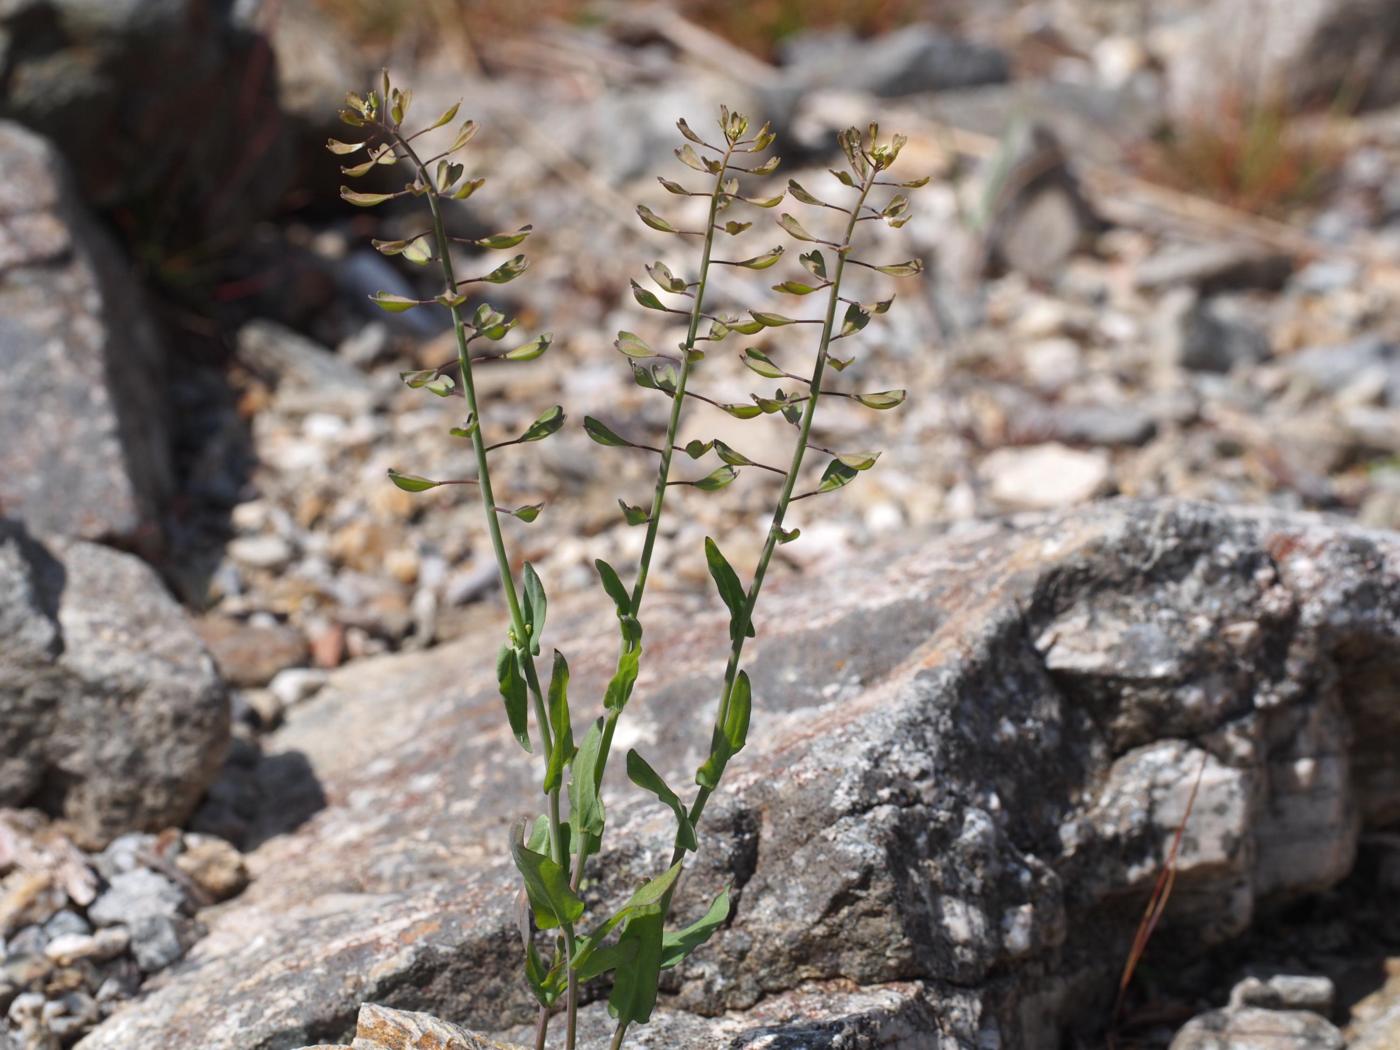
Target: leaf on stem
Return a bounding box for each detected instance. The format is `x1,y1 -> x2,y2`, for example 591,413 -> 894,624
603,645 -> 641,712
618,500 -> 650,526
522,562 -> 548,654
690,464 -> 738,491
510,834 -> 584,930
482,254 -> 528,284
570,718 -> 607,837
727,247 -> 784,270
660,887 -> 731,969
855,389 -> 907,409
703,538 -> 754,644
695,670 -> 752,789
518,404 -> 565,443
340,187 -> 397,207
636,205 -> 679,234
626,750 -> 698,851
543,650 -> 574,793
386,468 -> 441,492
503,333 -> 552,361
614,331 -> 653,358
741,348 -> 785,379
497,644 -> 531,752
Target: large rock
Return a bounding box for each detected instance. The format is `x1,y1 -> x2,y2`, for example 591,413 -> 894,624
0,520 -> 229,848
0,0 -> 290,239
75,501 -> 1400,1049
0,123 -> 172,547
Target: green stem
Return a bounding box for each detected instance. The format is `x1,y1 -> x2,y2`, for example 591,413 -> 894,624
569,145 -> 736,894
389,124 -> 575,1048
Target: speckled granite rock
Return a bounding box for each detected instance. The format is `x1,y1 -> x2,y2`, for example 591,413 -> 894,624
75,501 -> 1400,1049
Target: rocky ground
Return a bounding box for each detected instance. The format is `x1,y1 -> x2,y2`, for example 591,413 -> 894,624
2,0 -> 1400,1047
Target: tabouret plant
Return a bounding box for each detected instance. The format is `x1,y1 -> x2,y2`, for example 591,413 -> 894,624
330,73 -> 923,1050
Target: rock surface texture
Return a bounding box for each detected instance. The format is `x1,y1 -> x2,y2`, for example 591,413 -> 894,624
0,123 -> 172,547
0,521 -> 229,848
74,501 -> 1400,1049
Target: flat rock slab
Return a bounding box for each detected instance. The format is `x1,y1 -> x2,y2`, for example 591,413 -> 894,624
76,501 -> 1400,1049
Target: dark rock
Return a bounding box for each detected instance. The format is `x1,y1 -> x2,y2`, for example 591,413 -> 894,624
1135,242 -> 1294,294
778,25 -> 1010,98
1286,336 -> 1400,405
74,502 -> 1400,1048
0,0 -> 291,240
0,124 -> 172,548
1177,296 -> 1274,373
0,521 -> 229,848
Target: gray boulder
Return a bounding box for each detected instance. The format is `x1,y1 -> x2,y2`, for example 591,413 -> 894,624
75,501 -> 1400,1048
0,123 -> 172,547
0,520 -> 229,848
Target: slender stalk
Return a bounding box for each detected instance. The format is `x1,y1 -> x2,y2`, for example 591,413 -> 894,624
386,123 -> 576,1047
569,143 -> 736,894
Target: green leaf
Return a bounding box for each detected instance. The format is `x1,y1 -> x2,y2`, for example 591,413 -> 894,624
636,205 -> 679,234
719,402 -> 762,420
711,440 -> 752,467
472,225 -> 533,249
524,936 -> 565,1007
449,119 -> 479,152
627,751 -> 697,851
614,331 -> 653,358
776,526 -> 801,544
504,333 -> 552,361
370,292 -> 425,313
386,469 -> 440,492
326,138 -> 364,155
730,247 -> 784,270
683,439 -> 713,459
450,177 -> 486,200
818,459 -> 860,493
661,887 -> 731,969
570,718 -> 607,837
895,175 -> 931,188
522,562 -> 548,655
448,416 -> 478,438
400,369 -> 456,396
584,416 -> 633,448
751,311 -> 797,327
800,250 -> 827,279
830,167 -> 856,187
619,500 -> 650,526
646,261 -> 688,293
720,220 -> 751,236
571,861 -> 684,980
502,503 -> 543,523
397,235 -> 432,266
742,193 -> 784,208
855,389 -> 907,409
704,538 -> 753,644
630,280 -> 671,312
604,645 -> 641,712
340,187 -> 396,207
742,348 -> 784,379
483,254 -> 528,284
497,644 -> 531,752
787,180 -> 829,207
630,358 -> 679,394
543,650 -> 574,793
424,100 -> 460,132
575,937 -> 638,982
675,143 -> 710,172
777,213 -> 820,241
595,559 -> 632,618
840,302 -> 871,337
691,464 -> 738,491
520,405 -> 565,443
748,155 -> 780,175
696,671 -> 752,790
874,259 -> 923,277
510,835 -> 584,930
608,911 -> 665,1025
773,280 -> 823,295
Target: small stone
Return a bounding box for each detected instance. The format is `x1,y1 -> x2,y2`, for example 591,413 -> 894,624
268,668 -> 328,709
129,914 -> 195,973
1049,404 -> 1157,447
92,834 -> 156,882
1229,973 -> 1335,1013
43,989 -> 98,1037
982,443 -> 1111,509
0,871 -> 63,937
175,836 -> 249,903
87,870 -> 184,928
227,535 -> 295,572
6,989 -> 42,1025
195,616 -> 309,688
1135,242 -> 1293,293
1177,297 -> 1272,373
41,911 -> 88,940
1170,1006 -> 1343,1050
336,321 -> 390,368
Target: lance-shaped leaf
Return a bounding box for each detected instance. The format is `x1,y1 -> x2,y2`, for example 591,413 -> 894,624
510,835 -> 584,930
704,538 -> 754,644
584,416 -> 634,448
839,302 -> 871,337
690,464 -> 738,491
618,500 -> 649,526
818,458 -> 860,493
676,117 -> 708,146
608,912 -> 665,1026
855,389 -> 907,409
400,369 -> 456,396
742,348 -> 785,379
522,562 -> 547,653
873,259 -> 923,277
630,358 -> 679,394
572,862 -> 684,978
326,138 -> 364,155
646,261 -> 688,294
614,331 -> 653,358
660,887 -> 731,969
423,100 -> 460,133
751,311 -> 798,328
630,280 -> 672,313
727,247 -> 784,270
800,250 -> 828,279
387,469 -> 441,492
636,205 -> 679,234
470,225 -> 533,249
543,651 -> 574,793
504,333 -> 552,361
773,279 -> 825,295
711,440 -> 753,467
777,213 -> 822,242
627,750 -> 698,851
657,176 -> 693,196
497,644 -> 531,752
482,254 -> 528,284
696,670 -> 752,789
603,644 -> 641,712
595,559 -> 632,618
450,177 -> 485,200
370,291 -> 426,313
340,187 -> 397,207
570,718 -> 607,837
719,402 -> 763,419
501,503 -> 543,523
518,405 -> 565,443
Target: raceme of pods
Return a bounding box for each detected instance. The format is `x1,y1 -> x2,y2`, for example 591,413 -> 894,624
331,76 -> 923,1050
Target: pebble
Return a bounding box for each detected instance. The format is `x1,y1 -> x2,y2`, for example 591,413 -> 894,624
228,534 -> 295,572
268,667 -> 329,708
175,837 -> 250,902
981,443 -> 1112,509
87,870 -> 184,928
